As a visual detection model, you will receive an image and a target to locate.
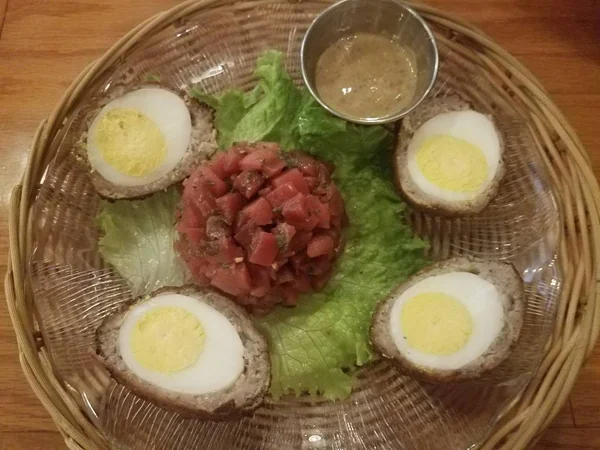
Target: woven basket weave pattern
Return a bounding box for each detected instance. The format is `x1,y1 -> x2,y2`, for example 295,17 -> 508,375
5,1 -> 599,449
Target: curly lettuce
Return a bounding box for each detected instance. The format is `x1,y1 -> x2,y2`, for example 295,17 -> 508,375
97,187 -> 187,297
192,51 -> 428,398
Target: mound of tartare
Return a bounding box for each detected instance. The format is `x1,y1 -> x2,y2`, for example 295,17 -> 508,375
176,142 -> 346,312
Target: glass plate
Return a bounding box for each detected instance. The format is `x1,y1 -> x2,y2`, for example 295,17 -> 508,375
29,1 -> 560,449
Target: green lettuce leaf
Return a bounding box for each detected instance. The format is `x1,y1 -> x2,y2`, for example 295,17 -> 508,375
193,51 -> 428,399
97,187 -> 187,297
190,50 -> 303,150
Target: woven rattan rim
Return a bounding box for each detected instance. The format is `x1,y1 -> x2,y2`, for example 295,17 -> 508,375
5,1 -> 599,449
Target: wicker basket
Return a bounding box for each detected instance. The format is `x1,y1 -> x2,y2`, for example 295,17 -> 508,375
5,0 -> 599,449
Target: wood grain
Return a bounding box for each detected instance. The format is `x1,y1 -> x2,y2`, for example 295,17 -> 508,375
2,432 -> 65,450
549,401 -> 576,429
537,428 -> 600,450
0,0 -> 598,448
0,0 -> 7,36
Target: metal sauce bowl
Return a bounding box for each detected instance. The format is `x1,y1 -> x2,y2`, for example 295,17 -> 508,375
301,0 -> 439,124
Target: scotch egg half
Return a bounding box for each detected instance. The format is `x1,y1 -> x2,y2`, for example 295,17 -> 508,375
394,94 -> 505,216
370,257 -> 525,381
82,86 -> 216,199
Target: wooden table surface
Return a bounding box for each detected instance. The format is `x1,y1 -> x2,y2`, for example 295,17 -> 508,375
1,0 -> 599,449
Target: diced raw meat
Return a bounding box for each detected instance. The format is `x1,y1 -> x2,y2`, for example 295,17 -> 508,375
247,263 -> 272,289
301,256 -> 332,276
306,195 -> 330,229
282,193 -> 309,223
289,232 -> 313,253
312,183 -> 328,196
191,267 -> 211,286
203,263 -> 218,279
216,192 -> 243,225
275,265 -> 295,285
323,160 -> 336,175
330,209 -> 349,230
189,190 -> 218,218
239,197 -> 273,227
273,222 -> 296,251
266,182 -> 299,209
281,286 -> 299,306
221,149 -> 244,176
258,185 -> 273,197
272,168 -> 309,194
282,194 -> 320,231
182,252 -> 210,284
248,231 -> 279,267
277,265 -> 296,284
208,153 -> 227,180
290,251 -> 307,269
263,158 -> 287,178
177,142 -> 347,312
250,286 -> 270,298
205,215 -> 230,240
177,206 -> 203,230
240,148 -> 277,171
292,272 -> 312,293
240,148 -> 286,178
234,221 -> 259,250
289,213 -> 320,232
211,263 -> 251,296
181,227 -> 206,245
307,234 -> 334,258
187,166 -> 228,197
304,176 -> 319,191
234,170 -> 265,199
312,270 -> 333,292
322,184 -> 344,217
273,252 -> 289,269
289,152 -> 319,177
317,163 -> 332,185
203,237 -> 243,264
324,227 -> 342,245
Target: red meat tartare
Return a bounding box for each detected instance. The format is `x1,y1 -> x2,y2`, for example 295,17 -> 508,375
176,142 -> 346,312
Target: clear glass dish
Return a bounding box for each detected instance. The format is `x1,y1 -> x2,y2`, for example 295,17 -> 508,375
29,1 -> 560,449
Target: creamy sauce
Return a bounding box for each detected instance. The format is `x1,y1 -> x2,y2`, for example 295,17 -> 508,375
315,32 -> 418,119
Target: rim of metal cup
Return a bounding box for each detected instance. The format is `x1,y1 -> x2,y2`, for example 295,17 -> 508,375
300,0 -> 439,125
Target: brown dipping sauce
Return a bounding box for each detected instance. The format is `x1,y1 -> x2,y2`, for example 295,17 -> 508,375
315,32 -> 418,120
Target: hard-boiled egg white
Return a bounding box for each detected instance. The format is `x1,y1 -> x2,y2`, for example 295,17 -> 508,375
87,88 -> 192,187
389,271 -> 504,370
119,293 -> 244,395
406,110 -> 501,202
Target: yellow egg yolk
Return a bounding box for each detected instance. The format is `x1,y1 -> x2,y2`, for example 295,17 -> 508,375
416,135 -> 488,192
130,307 -> 205,374
401,292 -> 473,355
94,108 -> 167,177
